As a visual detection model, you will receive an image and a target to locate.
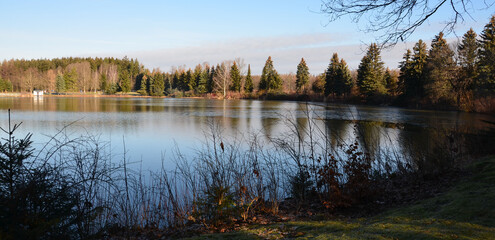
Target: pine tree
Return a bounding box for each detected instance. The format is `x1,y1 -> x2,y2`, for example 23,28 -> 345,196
207,66 -> 215,93
244,64 -> 254,93
56,74 -> 65,93
357,43 -> 386,97
325,53 -> 340,96
336,59 -> 353,96
312,73 -> 325,94
191,66 -> 202,92
164,73 -> 171,92
478,15 -> 495,93
119,68 -> 131,93
197,68 -> 209,94
229,62 -> 242,92
63,68 -> 78,92
0,78 -> 12,92
184,69 -> 193,92
455,28 -> 478,105
400,40 -> 428,100
384,68 -> 398,96
99,73 -> 107,92
171,72 -> 179,90
137,74 -> 148,95
425,32 -> 455,102
259,56 -> 282,91
295,58 -> 309,93
399,49 -> 413,97
150,71 -> 165,96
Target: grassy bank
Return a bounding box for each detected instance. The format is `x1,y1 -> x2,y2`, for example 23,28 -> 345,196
185,156 -> 495,239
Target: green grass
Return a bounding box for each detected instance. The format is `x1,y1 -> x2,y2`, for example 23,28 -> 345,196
184,156 -> 495,239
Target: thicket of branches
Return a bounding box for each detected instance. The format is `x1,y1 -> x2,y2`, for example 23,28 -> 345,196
320,0 -> 495,45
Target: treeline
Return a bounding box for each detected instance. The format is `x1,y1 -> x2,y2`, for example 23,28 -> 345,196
1,16 -> 494,111
0,56 -> 142,94
310,15 -> 495,112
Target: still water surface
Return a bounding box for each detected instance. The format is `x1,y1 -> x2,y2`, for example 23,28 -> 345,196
0,97 -> 493,170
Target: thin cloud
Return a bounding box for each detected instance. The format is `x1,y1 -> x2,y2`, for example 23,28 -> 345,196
96,33 -> 415,74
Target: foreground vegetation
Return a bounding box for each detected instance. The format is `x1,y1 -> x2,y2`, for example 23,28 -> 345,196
1,15 -> 495,112
0,106 -> 493,239
187,156 -> 495,239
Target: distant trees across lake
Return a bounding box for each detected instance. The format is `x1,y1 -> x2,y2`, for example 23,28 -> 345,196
1,16 -> 495,112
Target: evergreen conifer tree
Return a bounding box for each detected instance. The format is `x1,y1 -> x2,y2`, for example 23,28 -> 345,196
197,68 -> 209,94
207,66 -> 215,93
425,32 -> 455,102
312,73 -> 325,94
325,53 -> 340,96
336,59 -> 353,96
244,64 -> 254,93
56,74 -> 65,93
455,28 -> 479,105
119,69 -> 131,93
296,58 -> 309,93
150,72 -> 165,96
401,40 -> 428,100
259,56 -> 282,91
172,72 -> 180,90
357,43 -> 386,96
384,68 -> 398,96
0,78 -> 12,92
137,74 -> 148,95
229,62 -> 242,92
63,68 -> 78,92
99,73 -> 108,93
398,49 -> 413,98
478,15 -> 495,92
192,65 -> 202,93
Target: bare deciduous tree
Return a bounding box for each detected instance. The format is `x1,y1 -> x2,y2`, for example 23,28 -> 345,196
213,61 -> 233,97
320,0 -> 495,46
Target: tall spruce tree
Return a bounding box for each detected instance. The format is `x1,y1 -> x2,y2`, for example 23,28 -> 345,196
295,58 -> 309,93
259,56 -> 282,91
192,65 -> 202,93
401,40 -> 428,100
325,53 -> 340,96
197,68 -> 209,94
478,15 -> 495,93
56,74 -> 65,93
207,66 -> 215,93
357,43 -> 386,96
244,64 -> 254,93
150,71 -> 165,96
137,74 -> 148,95
398,49 -> 413,97
99,73 -> 108,93
384,68 -> 398,96
172,71 -> 180,90
336,59 -> 353,96
119,68 -> 131,93
229,62 -> 242,92
455,28 -> 479,105
63,68 -> 78,92
425,32 -> 455,102
312,73 -> 325,94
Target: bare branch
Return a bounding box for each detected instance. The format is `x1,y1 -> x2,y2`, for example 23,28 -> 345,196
320,0 -> 495,47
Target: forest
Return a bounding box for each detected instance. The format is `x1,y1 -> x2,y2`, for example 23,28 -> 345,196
1,16 -> 494,112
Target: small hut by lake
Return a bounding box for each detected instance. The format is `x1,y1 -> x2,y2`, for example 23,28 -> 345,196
33,90 -> 44,96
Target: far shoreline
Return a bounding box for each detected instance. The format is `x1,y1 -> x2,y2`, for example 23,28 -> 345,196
0,92 -> 490,114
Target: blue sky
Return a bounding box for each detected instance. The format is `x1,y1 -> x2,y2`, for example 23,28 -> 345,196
1,0 -> 494,73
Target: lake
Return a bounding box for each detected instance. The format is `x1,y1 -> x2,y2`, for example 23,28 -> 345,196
0,96 -> 493,170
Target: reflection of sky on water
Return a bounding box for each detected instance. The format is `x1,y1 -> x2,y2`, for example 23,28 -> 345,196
0,97 -> 493,170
